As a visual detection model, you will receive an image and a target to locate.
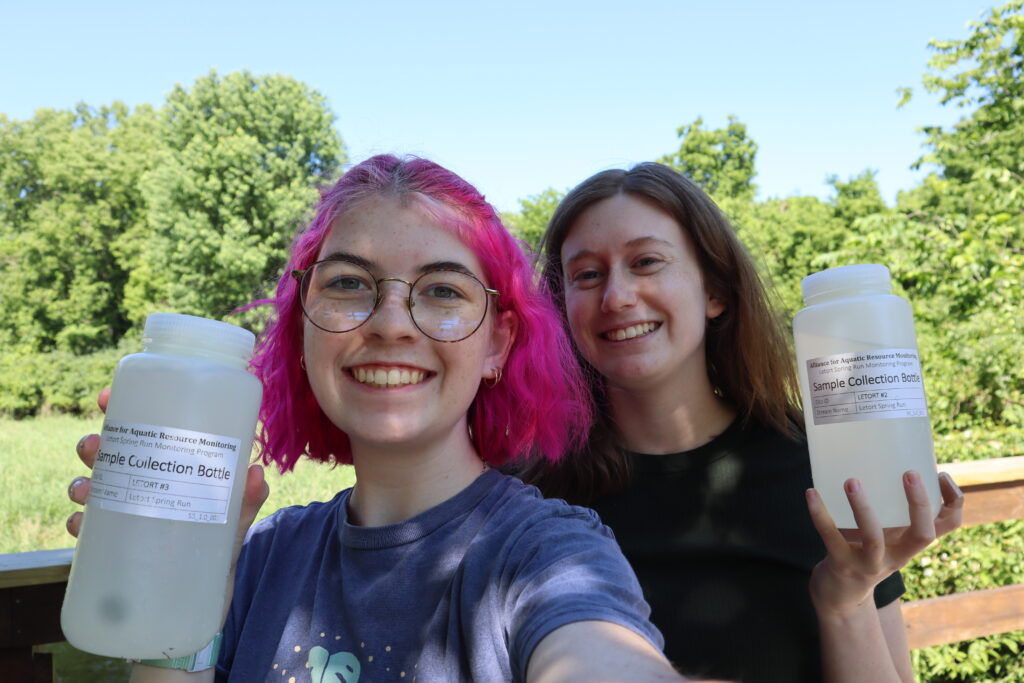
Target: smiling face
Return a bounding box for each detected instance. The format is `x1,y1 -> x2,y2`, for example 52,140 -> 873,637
560,192 -> 724,392
303,194 -> 513,457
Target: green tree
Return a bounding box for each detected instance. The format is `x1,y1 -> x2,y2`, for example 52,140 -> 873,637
658,116 -> 758,201
912,0 -> 1024,215
0,103 -> 159,355
862,7 -> 1024,675
0,70 -> 346,416
728,195 -> 845,317
504,187 -> 564,252
123,70 -> 345,324
827,169 -> 888,225
880,0 -> 1024,435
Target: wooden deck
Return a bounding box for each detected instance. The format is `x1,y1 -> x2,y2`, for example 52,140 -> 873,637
3,457 -> 1023,681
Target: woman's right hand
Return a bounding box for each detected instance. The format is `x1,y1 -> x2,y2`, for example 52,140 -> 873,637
66,389 -> 271,557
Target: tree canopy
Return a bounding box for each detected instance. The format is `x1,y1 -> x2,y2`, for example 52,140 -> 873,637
0,71 -> 344,414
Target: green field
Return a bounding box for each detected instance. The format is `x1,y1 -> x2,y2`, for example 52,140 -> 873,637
0,416 -> 355,555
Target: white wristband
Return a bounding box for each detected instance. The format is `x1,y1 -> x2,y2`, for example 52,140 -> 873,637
135,632 -> 222,672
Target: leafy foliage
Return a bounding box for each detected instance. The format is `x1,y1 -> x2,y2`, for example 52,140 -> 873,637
503,187 -> 564,252
658,115 -> 758,201
0,104 -> 158,355
123,71 -> 344,324
0,71 -> 343,416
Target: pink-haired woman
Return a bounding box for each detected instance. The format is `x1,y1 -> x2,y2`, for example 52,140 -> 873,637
67,155 -> 722,682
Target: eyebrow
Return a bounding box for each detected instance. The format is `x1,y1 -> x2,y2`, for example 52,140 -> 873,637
320,251 -> 374,271
319,252 -> 477,278
563,236 -> 676,266
419,260 -> 476,276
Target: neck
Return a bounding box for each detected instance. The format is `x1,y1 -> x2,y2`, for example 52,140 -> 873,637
347,424 -> 488,527
607,366 -> 736,455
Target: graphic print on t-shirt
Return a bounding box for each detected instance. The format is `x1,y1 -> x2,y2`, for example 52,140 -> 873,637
270,633 -> 421,682
308,646 -> 360,682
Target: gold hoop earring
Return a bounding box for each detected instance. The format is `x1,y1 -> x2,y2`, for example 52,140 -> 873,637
485,366 -> 502,388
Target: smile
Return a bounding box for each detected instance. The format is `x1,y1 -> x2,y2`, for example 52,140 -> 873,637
601,322 -> 660,341
349,365 -> 431,388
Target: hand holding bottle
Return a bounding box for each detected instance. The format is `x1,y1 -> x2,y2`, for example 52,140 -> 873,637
805,470 -> 963,615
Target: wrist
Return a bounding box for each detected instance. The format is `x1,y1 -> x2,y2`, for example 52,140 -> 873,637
812,594 -> 877,624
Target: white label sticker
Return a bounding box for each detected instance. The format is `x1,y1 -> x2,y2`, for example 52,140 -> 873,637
805,348 -> 929,426
88,419 -> 240,524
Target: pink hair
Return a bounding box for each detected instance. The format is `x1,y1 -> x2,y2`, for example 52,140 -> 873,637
248,154 -> 592,472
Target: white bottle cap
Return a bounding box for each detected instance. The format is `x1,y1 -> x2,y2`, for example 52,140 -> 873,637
801,264 -> 892,306
143,313 -> 256,361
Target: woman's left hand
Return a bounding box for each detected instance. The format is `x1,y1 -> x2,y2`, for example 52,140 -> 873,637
806,470 -> 964,615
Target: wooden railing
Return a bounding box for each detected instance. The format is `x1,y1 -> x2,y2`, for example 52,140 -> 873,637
0,548 -> 72,682
901,455 -> 1024,649
2,457 -> 1023,681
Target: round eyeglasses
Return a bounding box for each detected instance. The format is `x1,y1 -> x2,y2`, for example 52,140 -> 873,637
292,259 -> 500,343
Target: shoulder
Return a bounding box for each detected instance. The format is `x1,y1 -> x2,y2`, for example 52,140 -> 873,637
482,478 -> 663,677
480,475 -> 635,587
241,489 -> 349,557
722,420 -> 812,487
466,474 -> 626,578
487,474 -> 613,542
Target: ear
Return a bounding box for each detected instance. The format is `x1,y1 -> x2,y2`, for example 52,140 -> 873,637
483,310 -> 518,380
705,293 -> 726,320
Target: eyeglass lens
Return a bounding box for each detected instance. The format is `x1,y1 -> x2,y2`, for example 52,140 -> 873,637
300,260 -> 488,342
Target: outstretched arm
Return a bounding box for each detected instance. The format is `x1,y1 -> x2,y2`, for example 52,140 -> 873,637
527,620 -> 730,683
806,471 -> 963,683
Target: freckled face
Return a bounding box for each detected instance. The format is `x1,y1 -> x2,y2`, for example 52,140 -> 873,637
560,193 -> 724,391
303,195 -> 507,454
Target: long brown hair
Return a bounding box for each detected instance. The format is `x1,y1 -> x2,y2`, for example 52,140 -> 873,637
522,162 -> 803,505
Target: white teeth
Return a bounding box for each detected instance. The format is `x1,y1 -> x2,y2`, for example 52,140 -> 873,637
607,322 -> 658,341
352,367 -> 427,388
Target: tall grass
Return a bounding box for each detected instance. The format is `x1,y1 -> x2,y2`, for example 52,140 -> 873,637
0,416 -> 354,554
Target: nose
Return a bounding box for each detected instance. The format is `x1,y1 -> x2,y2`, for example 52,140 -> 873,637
364,280 -> 418,341
600,269 -> 638,313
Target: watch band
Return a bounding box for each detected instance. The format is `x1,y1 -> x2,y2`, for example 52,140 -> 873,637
137,632 -> 222,672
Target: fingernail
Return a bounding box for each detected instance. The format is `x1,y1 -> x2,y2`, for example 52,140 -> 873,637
76,436 -> 87,455
66,516 -> 73,531
845,479 -> 861,494
68,477 -> 85,498
942,472 -> 964,496
905,470 -> 921,486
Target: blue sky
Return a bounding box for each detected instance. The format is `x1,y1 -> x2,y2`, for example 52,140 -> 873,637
2,1 -> 997,212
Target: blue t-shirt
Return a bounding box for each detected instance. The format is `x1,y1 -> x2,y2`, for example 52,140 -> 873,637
217,469 -> 662,682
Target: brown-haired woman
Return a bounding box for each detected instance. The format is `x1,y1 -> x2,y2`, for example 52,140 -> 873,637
521,162 -> 964,683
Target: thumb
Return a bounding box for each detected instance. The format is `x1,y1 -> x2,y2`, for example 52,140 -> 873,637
238,464 -> 270,537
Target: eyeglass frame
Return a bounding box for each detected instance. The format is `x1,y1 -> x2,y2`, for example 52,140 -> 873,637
291,258 -> 500,343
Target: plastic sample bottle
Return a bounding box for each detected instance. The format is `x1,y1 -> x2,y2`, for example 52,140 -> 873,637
61,313 -> 263,659
793,264 -> 941,528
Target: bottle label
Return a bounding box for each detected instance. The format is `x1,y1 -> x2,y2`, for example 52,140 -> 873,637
805,348 -> 929,425
88,419 -> 241,524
